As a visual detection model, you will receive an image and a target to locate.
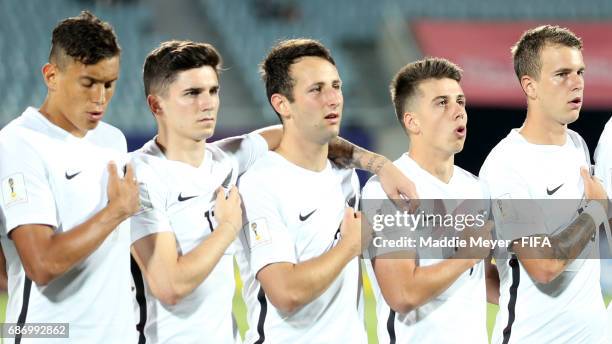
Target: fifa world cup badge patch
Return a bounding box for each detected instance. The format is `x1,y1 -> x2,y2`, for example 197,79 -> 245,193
2,173 -> 28,207
248,218 -> 272,249
494,193 -> 518,223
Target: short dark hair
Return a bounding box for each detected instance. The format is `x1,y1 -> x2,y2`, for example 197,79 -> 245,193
511,25 -> 582,80
143,40 -> 222,96
49,11 -> 120,67
260,38 -> 335,120
390,57 -> 463,128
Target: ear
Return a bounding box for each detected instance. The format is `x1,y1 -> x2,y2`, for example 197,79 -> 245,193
42,63 -> 57,91
403,112 -> 420,135
520,75 -> 537,100
147,94 -> 163,117
271,93 -> 291,122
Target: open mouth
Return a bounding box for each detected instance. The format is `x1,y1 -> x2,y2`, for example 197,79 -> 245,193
568,97 -> 582,108
87,111 -> 103,120
324,113 -> 340,124
455,125 -> 466,137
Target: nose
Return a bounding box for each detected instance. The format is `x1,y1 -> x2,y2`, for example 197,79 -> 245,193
452,103 -> 466,121
324,87 -> 343,109
199,93 -> 217,112
569,71 -> 584,91
90,84 -> 106,105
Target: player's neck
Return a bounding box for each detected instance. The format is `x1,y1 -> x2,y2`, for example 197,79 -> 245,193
520,109 -> 567,146
39,97 -> 87,138
275,131 -> 328,172
155,132 -> 206,168
408,145 -> 454,183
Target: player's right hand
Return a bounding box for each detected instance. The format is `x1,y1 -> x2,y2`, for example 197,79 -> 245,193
456,220 -> 494,262
581,167 -> 608,213
339,208 -> 367,257
214,186 -> 242,236
107,162 -> 140,219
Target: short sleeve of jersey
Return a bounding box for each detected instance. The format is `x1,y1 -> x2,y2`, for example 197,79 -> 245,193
239,174 -> 297,275
212,133 -> 268,175
480,153 -> 546,241
129,157 -> 172,243
360,175 -> 389,219
0,135 -> 57,235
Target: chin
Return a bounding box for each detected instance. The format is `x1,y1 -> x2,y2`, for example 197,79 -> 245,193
85,121 -> 100,130
561,112 -> 580,125
452,145 -> 464,155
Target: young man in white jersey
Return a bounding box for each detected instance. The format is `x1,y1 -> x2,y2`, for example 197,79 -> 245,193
0,11 -> 139,343
361,58 -> 497,343
129,40 -> 419,343
235,39 -> 375,344
480,25 -> 609,343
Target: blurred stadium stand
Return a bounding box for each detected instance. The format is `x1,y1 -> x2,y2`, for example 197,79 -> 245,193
0,0 -> 611,160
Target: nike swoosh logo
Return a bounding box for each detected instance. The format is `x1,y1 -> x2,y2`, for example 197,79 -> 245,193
178,193 -> 198,202
299,209 -> 317,221
65,171 -> 81,180
546,183 -> 564,195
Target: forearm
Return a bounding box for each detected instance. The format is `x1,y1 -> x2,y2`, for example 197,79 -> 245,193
273,241 -> 356,309
551,212 -> 597,262
403,259 -> 476,309
512,209 -> 599,284
253,125 -> 283,150
36,205 -> 127,281
328,137 -> 388,173
171,223 -> 237,298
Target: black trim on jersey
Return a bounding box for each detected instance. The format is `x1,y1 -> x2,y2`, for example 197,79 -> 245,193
15,277 -> 32,344
502,255 -> 520,344
387,310 -> 396,344
254,287 -> 268,344
131,255 -> 147,344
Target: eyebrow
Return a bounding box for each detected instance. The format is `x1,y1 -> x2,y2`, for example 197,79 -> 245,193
183,87 -> 203,93
553,66 -> 585,74
183,85 -> 219,93
79,76 -> 118,84
308,79 -> 342,87
431,94 -> 465,102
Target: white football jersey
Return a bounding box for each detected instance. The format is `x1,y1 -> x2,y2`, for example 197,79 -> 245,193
235,151 -> 366,344
129,133 -> 268,344
362,153 -> 489,344
480,129 -> 607,344
0,107 -> 136,343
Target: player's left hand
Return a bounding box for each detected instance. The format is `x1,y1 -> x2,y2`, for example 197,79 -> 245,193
581,166 -> 608,214
377,160 -> 420,213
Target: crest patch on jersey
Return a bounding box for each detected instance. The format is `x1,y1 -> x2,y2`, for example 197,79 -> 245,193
247,218 -> 272,249
1,173 -> 28,207
493,193 -> 518,223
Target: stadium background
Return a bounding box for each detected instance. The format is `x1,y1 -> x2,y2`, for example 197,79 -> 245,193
0,0 -> 611,342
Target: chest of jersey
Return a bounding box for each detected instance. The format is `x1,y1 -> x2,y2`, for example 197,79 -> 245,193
278,169 -> 355,261
163,159 -> 236,254
42,137 -> 126,233
514,145 -> 586,199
